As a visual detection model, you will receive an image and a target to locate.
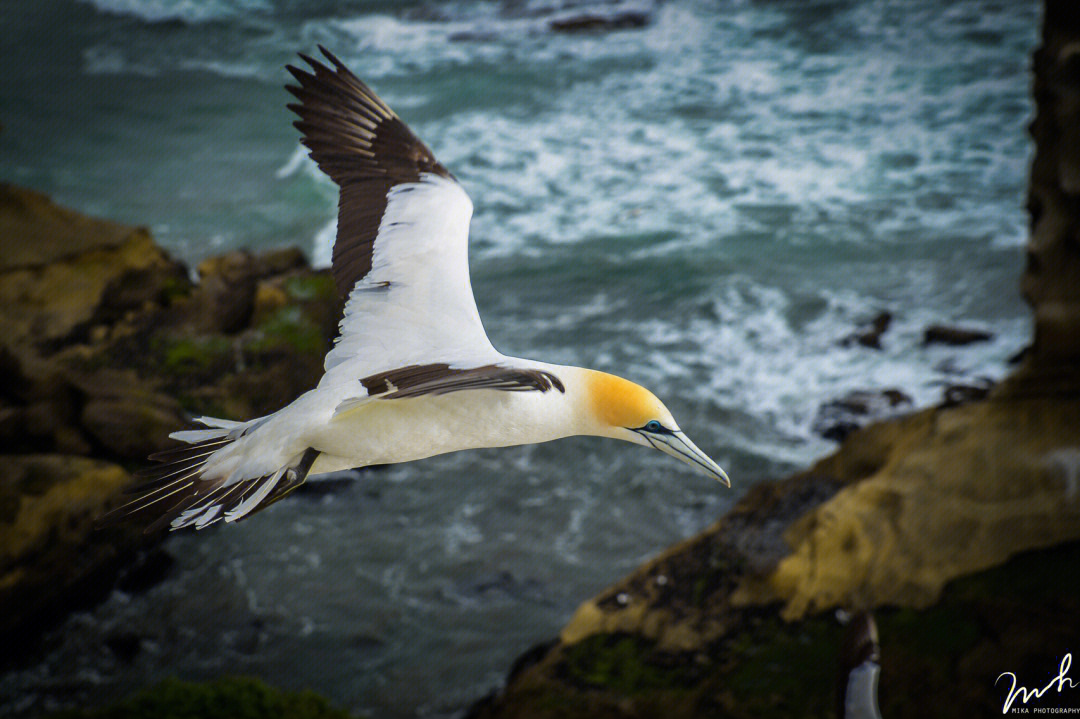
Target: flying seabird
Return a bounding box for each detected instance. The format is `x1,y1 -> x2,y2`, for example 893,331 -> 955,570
102,47 -> 730,533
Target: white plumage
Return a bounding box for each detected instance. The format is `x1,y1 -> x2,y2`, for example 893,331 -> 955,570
322,174 -> 492,383
100,47 -> 729,534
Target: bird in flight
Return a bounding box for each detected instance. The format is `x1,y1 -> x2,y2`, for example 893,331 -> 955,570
103,47 -> 729,533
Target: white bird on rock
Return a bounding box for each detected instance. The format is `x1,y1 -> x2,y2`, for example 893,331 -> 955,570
101,47 -> 730,533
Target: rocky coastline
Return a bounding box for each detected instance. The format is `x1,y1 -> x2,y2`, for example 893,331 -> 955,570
3,3 -> 1079,715
466,3 -> 1080,716
3,171 -> 1075,716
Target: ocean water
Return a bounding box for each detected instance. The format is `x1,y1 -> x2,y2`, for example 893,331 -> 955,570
0,0 -> 1036,716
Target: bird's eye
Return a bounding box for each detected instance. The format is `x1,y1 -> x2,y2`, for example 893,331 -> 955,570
645,420 -> 663,432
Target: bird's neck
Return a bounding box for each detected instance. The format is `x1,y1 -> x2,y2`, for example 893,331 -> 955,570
533,364 -> 640,440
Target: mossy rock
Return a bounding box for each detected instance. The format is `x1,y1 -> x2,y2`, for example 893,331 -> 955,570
284,273 -> 337,303
471,542 -> 1080,719
150,334 -> 234,382
47,676 -> 357,719
247,305 -> 326,357
0,455 -> 153,664
559,634 -> 698,695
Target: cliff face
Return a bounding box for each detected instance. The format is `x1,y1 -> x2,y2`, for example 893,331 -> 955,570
468,3 -> 1080,717
1023,2 -> 1080,374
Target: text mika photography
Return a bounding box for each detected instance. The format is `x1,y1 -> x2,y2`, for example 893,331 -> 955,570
997,653 -> 1078,714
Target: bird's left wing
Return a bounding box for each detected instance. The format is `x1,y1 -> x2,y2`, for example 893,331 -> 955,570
287,48 -> 498,388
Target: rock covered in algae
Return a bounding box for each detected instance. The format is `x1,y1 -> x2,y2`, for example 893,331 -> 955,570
45,676 -> 356,719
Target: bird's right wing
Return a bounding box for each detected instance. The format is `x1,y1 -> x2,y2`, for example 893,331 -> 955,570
286,48 -> 499,388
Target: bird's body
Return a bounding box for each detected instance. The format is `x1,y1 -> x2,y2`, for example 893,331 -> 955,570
216,361 -> 579,479
102,48 -> 729,533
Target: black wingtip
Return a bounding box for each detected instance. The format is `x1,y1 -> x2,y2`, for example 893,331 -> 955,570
318,45 -> 341,67
286,62 -> 312,84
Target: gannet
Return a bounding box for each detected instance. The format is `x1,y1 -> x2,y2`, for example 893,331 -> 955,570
103,47 -> 730,533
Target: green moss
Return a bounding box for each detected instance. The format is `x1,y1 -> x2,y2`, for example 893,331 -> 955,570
154,335 -> 232,376
726,615 -> 837,717
560,634 -> 692,695
877,604 -> 979,665
947,541 -> 1080,602
248,306 -> 324,356
284,274 -> 336,302
46,676 -> 357,719
160,275 -> 193,303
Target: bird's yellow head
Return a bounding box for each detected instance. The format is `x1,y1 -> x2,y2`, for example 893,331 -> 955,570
584,370 -> 730,486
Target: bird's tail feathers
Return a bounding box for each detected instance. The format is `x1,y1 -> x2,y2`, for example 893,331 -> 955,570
97,415 -> 319,533
169,415 -> 246,443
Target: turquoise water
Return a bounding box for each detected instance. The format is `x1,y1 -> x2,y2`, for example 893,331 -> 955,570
1,0 -> 1036,716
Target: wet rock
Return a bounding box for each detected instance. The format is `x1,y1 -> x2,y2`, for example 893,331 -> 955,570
940,378 -> 993,407
546,1 -> 652,32
811,388 -> 912,441
840,310 -> 892,349
548,9 -> 650,32
922,323 -> 993,346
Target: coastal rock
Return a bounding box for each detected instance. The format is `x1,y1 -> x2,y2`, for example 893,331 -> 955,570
469,388 -> 1080,718
0,346 -> 87,455
0,186 -> 343,658
1024,1 -> 1080,367
751,388 -> 1080,620
921,323 -> 993,346
43,676 -> 355,719
190,251 -> 262,334
940,378 -> 993,407
0,454 -> 147,660
184,248 -> 307,335
548,8 -> 650,32
468,542 -> 1080,719
469,5 -> 1080,713
78,375 -> 188,459
0,348 -> 188,460
840,310 -> 892,349
0,184 -> 187,350
811,388 -> 912,441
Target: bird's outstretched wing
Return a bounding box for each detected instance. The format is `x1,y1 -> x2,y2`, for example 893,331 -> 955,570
287,47 -> 498,387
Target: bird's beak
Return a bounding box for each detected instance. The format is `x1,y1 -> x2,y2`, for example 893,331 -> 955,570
644,430 -> 731,487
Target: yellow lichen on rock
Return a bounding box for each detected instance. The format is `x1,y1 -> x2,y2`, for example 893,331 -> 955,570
0,183 -> 179,347
745,394 -> 1080,620
0,454 -> 130,565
